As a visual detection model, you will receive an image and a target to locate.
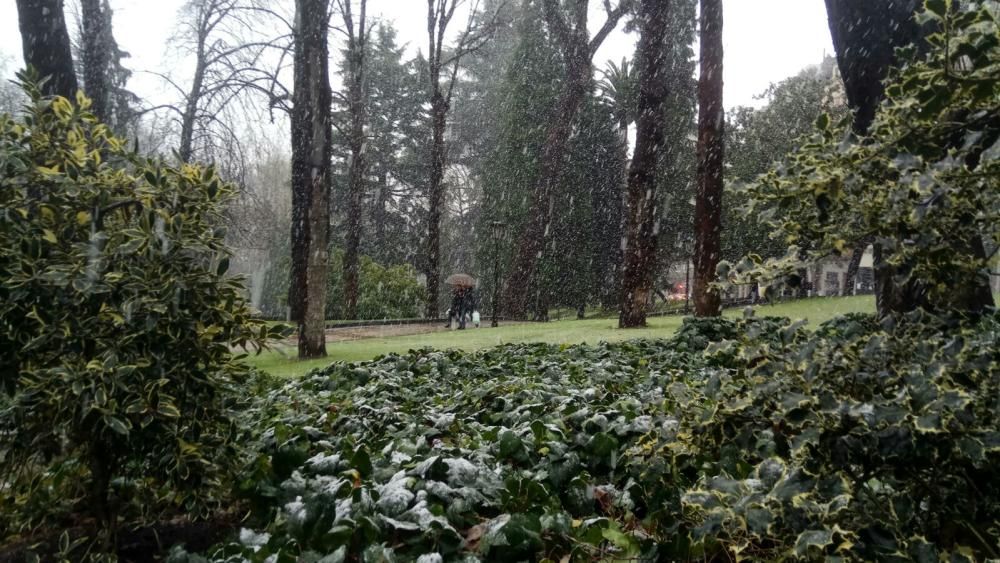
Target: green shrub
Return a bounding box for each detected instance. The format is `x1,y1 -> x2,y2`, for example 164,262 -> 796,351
255,247 -> 426,321
166,308 -> 1000,561
671,313 -> 806,358
326,250 -> 426,320
647,310 -> 1000,560
255,232 -> 291,319
0,78 -> 279,544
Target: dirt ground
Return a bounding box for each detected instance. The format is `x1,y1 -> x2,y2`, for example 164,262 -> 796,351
325,323 -> 449,341
276,320 -> 516,345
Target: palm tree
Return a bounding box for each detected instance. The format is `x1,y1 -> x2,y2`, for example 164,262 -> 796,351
598,58 -> 637,135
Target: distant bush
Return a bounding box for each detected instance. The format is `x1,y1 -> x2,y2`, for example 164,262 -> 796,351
255,248 -> 425,321
325,250 -> 426,320
0,78 -> 280,545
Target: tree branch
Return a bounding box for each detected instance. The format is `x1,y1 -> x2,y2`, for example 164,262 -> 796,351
589,0 -> 632,57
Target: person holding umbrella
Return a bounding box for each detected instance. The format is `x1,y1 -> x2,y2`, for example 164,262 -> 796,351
460,285 -> 478,329
445,274 -> 477,329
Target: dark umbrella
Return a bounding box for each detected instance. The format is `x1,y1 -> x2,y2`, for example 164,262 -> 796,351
445,273 -> 476,287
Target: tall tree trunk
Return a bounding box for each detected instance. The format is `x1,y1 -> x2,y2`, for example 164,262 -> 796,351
619,0 -> 671,328
824,0 -> 922,136
342,0 -> 368,321
503,64 -> 586,319
692,0 -> 724,317
423,0 -> 455,320
289,0 -> 332,358
426,93 -> 447,318
841,238 -> 870,296
504,0 -> 628,319
179,47 -> 206,163
15,0 -> 77,98
80,0 -> 111,122
595,107 -> 629,312
373,169 -> 388,260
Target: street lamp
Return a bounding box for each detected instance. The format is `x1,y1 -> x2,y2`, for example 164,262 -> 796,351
489,221 -> 506,328
684,235 -> 692,314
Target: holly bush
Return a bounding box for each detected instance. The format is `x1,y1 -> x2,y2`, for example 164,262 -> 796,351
648,311 -> 1000,561
0,77 -> 280,544
730,0 -> 999,312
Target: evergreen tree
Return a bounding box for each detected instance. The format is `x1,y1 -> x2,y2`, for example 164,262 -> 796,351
504,0 -> 631,319
79,0 -> 137,131
475,1 -> 562,318
620,0 -> 673,328
364,25 -> 429,267
562,96 -> 624,317
723,56 -> 846,265
651,0 -> 698,309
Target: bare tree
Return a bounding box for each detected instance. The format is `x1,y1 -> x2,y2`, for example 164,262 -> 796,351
289,0 -> 333,358
423,0 -> 504,318
692,0 -> 723,317
619,0 -> 671,328
335,0 -> 372,321
148,0 -> 293,163
15,0 -> 77,98
503,0 -> 631,320
0,56 -> 27,113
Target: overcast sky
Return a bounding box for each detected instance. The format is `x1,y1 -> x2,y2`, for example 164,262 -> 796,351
0,0 -> 834,111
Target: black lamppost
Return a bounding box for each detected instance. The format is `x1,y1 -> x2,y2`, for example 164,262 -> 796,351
684,235 -> 692,314
489,221 -> 506,328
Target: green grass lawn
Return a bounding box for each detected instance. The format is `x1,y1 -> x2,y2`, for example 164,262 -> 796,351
245,295 -> 875,377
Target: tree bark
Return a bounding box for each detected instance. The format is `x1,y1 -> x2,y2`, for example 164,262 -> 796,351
426,91 -> 447,318
503,0 -> 628,319
341,0 -> 369,321
79,0 -> 119,124
178,6 -> 211,164
824,0 -> 923,136
289,0 -> 332,358
80,0 -> 111,122
693,0 -> 724,317
15,0 -> 77,98
619,0 -> 671,328
841,238 -> 871,296
373,169 -> 388,259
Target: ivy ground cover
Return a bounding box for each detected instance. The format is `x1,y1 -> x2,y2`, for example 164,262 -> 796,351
176,311 -> 1000,562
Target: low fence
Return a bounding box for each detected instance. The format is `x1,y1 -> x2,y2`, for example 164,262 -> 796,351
255,294 -> 859,328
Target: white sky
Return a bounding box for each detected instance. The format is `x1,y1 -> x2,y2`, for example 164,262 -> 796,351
0,0 -> 834,111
